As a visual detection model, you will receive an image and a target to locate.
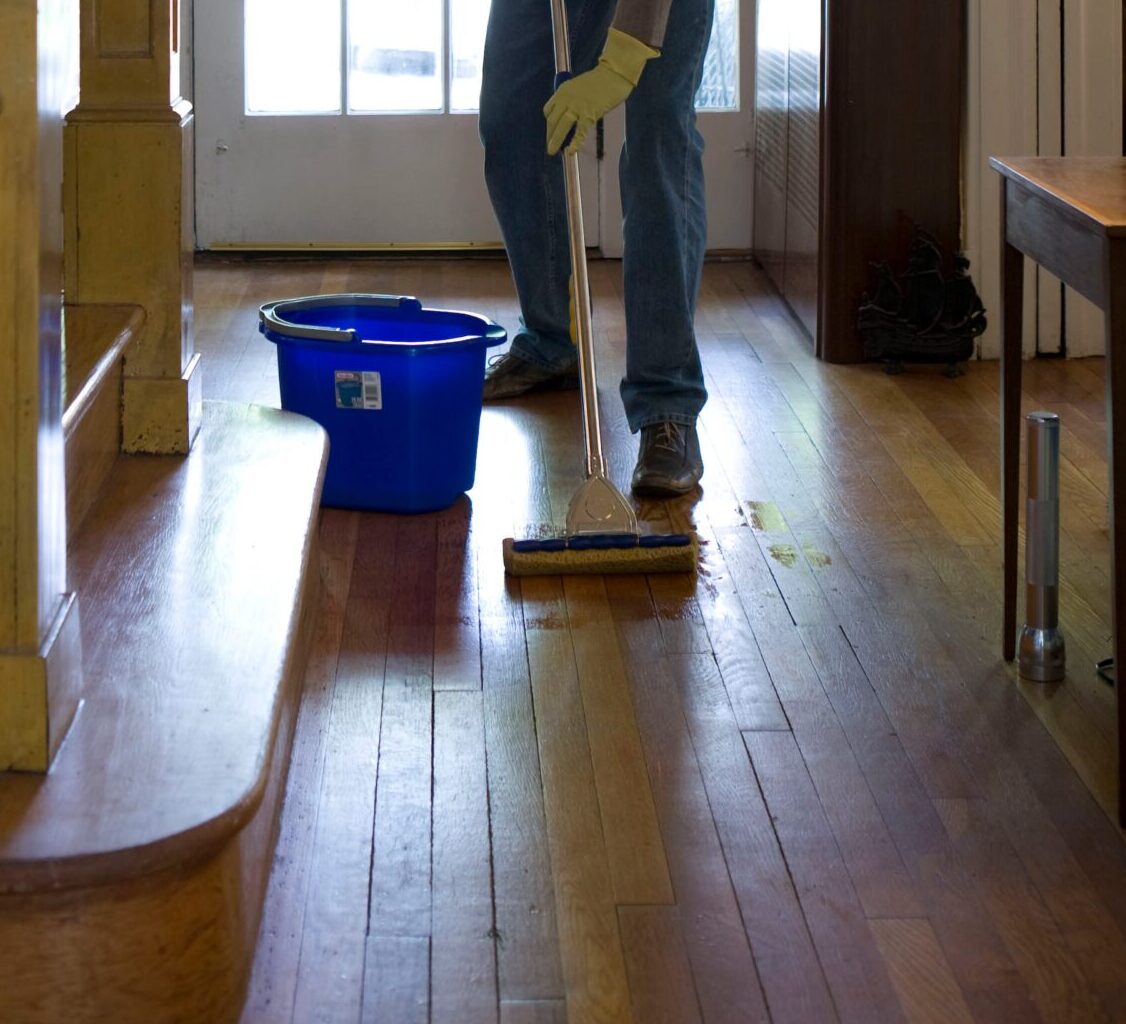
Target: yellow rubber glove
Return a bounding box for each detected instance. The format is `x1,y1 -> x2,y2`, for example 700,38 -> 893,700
544,28 -> 659,156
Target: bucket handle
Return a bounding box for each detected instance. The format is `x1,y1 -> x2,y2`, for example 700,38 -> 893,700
259,294 -> 423,343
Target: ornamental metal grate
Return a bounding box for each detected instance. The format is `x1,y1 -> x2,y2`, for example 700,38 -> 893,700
696,0 -> 739,111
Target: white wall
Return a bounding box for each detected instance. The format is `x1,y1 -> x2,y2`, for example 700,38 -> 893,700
181,0 -> 194,104
965,0 -> 1121,359
1063,0 -> 1122,356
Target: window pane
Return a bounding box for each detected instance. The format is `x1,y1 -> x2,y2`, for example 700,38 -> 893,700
245,0 -> 341,114
449,0 -> 490,112
696,0 -> 739,111
349,0 -> 443,112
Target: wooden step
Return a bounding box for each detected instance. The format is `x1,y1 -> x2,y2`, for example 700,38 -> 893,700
0,400 -> 328,1024
61,302 -> 145,538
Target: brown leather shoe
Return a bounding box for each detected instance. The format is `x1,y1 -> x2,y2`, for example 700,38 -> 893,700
630,421 -> 703,496
482,350 -> 580,400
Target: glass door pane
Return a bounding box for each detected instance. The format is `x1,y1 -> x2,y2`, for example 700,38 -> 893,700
348,0 -> 443,112
449,0 -> 490,112
245,0 -> 341,114
697,0 -> 739,110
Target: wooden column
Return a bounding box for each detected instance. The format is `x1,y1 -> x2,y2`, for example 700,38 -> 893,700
0,0 -> 84,772
65,0 -> 200,453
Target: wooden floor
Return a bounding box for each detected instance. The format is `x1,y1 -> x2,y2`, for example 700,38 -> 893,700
194,256 -> 1126,1024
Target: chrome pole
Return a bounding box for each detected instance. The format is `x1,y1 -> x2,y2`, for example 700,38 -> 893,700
1018,411 -> 1066,682
549,0 -> 602,479
549,0 -> 638,537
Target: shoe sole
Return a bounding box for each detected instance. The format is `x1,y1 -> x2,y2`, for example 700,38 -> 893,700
483,374 -> 581,401
631,477 -> 701,498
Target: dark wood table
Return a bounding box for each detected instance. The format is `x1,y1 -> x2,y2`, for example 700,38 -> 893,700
991,156 -> 1126,824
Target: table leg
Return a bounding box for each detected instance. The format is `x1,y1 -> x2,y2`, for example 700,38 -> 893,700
1001,181 -> 1024,662
1105,238 -> 1126,826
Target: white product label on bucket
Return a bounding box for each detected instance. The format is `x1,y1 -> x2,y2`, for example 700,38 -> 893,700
334,370 -> 382,410
360,371 -> 382,409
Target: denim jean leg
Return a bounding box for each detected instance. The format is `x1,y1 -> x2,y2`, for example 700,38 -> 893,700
479,0 -> 614,372
618,0 -> 714,432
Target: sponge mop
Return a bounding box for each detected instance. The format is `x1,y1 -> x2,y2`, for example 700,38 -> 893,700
503,533 -> 697,576
500,0 -> 698,577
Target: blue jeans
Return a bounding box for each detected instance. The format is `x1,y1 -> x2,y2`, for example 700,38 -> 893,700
479,0 -> 713,432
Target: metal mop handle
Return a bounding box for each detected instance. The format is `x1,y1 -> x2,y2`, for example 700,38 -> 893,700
549,0 -> 605,479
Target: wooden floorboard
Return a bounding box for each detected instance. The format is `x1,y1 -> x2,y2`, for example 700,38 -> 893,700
524,578 -> 633,1023
202,256 -> 1126,1024
431,691 -> 497,1023
621,648 -> 770,1024
242,510 -> 358,1024
618,906 -> 704,1024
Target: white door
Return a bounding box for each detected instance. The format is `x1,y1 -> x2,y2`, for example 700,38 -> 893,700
600,0 -> 752,255
194,0 -> 515,248
699,0 -> 753,251
193,0 -> 750,252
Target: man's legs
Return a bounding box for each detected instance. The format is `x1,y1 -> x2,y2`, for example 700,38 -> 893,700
619,0 -> 713,492
479,0 -> 612,394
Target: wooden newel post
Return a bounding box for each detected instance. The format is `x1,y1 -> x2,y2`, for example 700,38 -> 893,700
65,0 -> 201,453
0,0 -> 84,772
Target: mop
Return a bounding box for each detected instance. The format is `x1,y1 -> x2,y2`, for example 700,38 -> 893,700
501,0 -> 698,577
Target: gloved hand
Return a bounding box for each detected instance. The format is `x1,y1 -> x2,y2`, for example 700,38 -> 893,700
544,28 -> 659,155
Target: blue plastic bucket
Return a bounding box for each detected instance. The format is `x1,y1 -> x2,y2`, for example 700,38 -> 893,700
259,293 -> 506,513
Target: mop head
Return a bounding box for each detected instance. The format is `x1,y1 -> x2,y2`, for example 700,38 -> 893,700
502,532 -> 697,576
